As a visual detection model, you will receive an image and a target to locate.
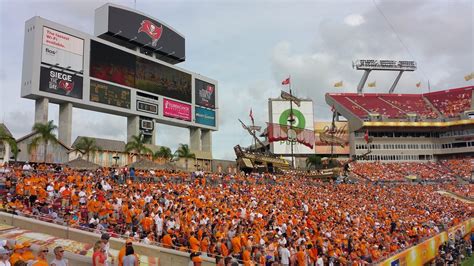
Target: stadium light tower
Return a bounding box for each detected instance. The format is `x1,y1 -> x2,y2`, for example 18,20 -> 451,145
353,60 -> 417,94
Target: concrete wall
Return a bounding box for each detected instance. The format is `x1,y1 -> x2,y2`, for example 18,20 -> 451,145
0,212 -> 215,266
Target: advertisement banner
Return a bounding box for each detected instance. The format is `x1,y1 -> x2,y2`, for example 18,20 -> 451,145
41,45 -> 83,72
39,67 -> 83,99
269,100 -> 314,154
163,98 -> 191,121
42,27 -> 84,55
314,121 -> 350,154
195,107 -> 216,126
90,80 -> 131,109
195,79 -> 216,108
42,27 -> 83,72
379,218 -> 473,266
99,6 -> 185,61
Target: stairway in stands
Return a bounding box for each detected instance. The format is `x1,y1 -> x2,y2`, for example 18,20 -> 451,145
438,160 -> 471,184
422,96 -> 444,119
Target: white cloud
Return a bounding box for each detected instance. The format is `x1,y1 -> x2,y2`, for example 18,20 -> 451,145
344,14 -> 365,26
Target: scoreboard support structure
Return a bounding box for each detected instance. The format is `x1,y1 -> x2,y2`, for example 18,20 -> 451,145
59,102 -> 73,146
35,98 -> 49,125
190,128 -> 213,156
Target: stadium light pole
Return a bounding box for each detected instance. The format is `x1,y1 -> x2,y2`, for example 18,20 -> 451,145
353,60 -> 416,94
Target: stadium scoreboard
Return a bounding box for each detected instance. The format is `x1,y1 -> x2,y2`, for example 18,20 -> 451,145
353,59 -> 417,71
21,3 -> 218,131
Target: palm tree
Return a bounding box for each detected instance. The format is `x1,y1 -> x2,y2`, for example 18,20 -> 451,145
125,132 -> 152,160
0,126 -> 18,162
73,137 -> 101,162
29,120 -> 58,163
306,154 -> 322,170
174,144 -> 195,171
153,146 -> 173,162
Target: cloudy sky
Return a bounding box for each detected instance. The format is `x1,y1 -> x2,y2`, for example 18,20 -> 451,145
0,0 -> 473,159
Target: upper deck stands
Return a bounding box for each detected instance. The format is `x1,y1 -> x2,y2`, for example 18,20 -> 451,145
328,86 -> 473,119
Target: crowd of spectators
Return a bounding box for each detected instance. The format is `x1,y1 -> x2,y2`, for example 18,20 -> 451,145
349,161 -> 460,182
426,89 -> 472,118
442,159 -> 474,180
384,96 -> 439,119
0,160 -> 472,265
433,231 -> 473,266
0,240 -> 70,266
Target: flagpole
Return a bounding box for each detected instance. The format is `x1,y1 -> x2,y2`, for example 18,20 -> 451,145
252,109 -> 256,151
288,74 -> 295,169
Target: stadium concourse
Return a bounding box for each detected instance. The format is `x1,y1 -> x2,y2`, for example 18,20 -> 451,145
0,160 -> 473,265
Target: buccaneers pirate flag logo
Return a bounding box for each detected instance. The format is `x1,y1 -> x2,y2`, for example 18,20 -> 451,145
58,80 -> 74,94
138,20 -> 163,47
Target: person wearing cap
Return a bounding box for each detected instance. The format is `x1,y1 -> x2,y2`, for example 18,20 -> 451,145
31,247 -> 49,266
0,247 -> 11,266
9,244 -> 24,265
20,242 -> 34,262
100,233 -> 115,265
118,239 -> 133,266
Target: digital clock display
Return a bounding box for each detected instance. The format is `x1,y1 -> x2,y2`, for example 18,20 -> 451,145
137,100 -> 158,115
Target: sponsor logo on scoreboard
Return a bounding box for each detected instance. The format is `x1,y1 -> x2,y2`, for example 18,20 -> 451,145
42,27 -> 84,55
195,107 -> 216,127
163,98 -> 191,121
39,67 -> 83,99
42,27 -> 84,71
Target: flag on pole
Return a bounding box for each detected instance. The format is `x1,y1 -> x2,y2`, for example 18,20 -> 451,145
465,72 -> 474,81
249,108 -> 254,125
334,81 -> 343,87
367,81 -> 376,87
416,81 -> 421,88
364,129 -> 369,143
281,77 -> 290,85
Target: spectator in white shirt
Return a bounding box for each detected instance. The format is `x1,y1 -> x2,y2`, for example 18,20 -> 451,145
280,244 -> 290,266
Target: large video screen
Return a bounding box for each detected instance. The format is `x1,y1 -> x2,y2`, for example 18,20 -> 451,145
90,41 -> 135,88
90,40 -> 191,103
195,79 -> 216,109
136,57 -> 191,102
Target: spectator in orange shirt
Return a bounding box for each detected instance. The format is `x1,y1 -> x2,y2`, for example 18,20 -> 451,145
189,231 -> 201,252
21,242 -> 34,262
31,247 -> 49,266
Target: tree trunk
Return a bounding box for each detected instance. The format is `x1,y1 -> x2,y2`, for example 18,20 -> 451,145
86,152 -> 90,162
185,158 -> 188,171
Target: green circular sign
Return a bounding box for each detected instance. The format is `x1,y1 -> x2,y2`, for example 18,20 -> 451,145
279,109 -> 306,129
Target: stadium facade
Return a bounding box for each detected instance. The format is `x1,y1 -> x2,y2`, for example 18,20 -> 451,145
326,86 -> 474,162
